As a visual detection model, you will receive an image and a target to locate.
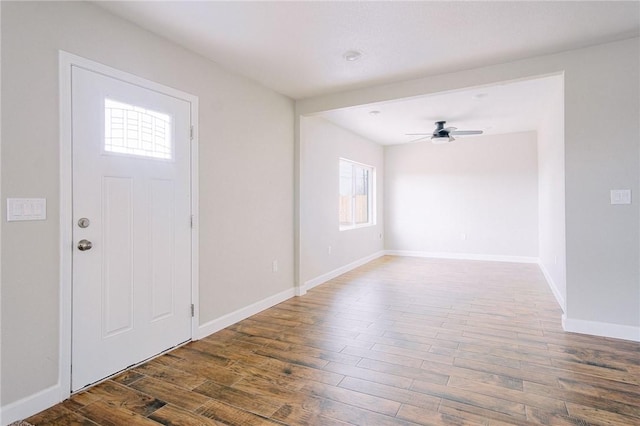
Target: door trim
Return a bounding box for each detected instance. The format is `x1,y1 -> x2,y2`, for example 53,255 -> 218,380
59,51 -> 199,399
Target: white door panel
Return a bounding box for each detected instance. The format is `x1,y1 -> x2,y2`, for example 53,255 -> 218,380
71,66 -> 192,391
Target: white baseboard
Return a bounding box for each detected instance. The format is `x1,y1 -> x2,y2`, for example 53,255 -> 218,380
302,251 -> 386,293
385,250 -> 539,264
538,261 -> 566,312
196,287 -> 295,340
562,315 -> 640,342
1,383 -> 63,426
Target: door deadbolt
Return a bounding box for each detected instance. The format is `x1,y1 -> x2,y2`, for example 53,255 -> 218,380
78,218 -> 90,228
77,239 -> 93,251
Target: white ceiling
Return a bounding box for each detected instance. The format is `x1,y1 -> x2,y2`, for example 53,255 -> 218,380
96,1 -> 638,100
320,74 -> 563,145
95,1 -> 638,145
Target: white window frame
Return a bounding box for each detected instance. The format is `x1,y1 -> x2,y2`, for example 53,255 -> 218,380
339,158 -> 376,231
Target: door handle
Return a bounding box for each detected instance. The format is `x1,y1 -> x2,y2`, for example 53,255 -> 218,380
78,239 -> 93,251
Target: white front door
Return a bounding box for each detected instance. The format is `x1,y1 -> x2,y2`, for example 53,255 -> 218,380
71,66 -> 192,391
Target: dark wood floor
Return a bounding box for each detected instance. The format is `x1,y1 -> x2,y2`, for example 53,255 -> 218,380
27,256 -> 640,425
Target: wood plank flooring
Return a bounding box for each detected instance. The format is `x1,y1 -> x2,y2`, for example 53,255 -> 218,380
27,256 -> 640,425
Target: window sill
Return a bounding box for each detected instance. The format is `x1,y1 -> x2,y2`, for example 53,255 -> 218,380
339,223 -> 375,232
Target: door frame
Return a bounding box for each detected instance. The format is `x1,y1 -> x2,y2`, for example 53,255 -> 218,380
58,51 -> 199,399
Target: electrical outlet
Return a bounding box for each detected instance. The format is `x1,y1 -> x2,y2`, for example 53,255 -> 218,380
328,245 -> 332,255
272,260 -> 278,273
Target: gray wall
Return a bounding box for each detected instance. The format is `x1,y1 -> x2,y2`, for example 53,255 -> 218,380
300,116 -> 384,285
562,40 -> 639,330
538,79 -> 567,309
297,37 -> 640,335
1,1 -> 294,407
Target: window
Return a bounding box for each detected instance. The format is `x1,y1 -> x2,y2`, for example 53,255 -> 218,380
104,98 -> 173,160
339,158 -> 375,230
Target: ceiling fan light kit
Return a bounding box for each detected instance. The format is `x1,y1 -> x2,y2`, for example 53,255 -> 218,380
431,136 -> 453,144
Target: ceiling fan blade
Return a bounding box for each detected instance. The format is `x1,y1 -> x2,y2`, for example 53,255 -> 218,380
405,133 -> 433,136
449,130 -> 483,136
443,127 -> 457,132
406,135 -> 432,143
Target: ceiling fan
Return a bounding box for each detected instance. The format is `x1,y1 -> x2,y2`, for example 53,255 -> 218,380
406,120 -> 483,144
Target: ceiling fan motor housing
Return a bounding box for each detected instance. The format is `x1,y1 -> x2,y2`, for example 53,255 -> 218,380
432,121 -> 452,142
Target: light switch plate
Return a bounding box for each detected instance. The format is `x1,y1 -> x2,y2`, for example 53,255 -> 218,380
610,189 -> 631,205
6,198 -> 47,221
